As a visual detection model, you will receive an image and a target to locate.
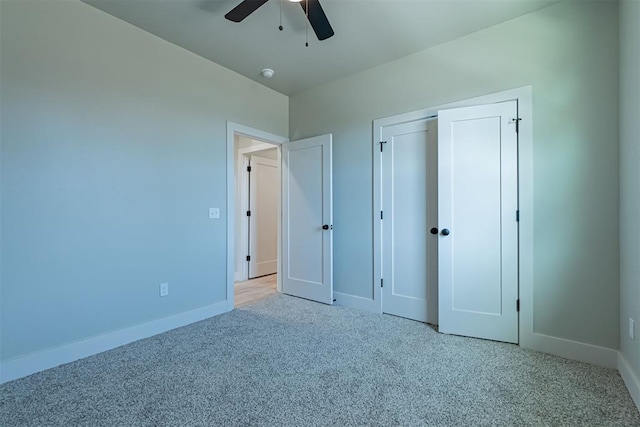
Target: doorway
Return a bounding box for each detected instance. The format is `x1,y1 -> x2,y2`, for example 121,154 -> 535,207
226,122 -> 335,310
234,135 -> 280,306
226,123 -> 287,311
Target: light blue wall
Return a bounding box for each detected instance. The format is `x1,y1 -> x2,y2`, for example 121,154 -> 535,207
0,0 -> 288,361
619,0 -> 640,399
290,0 -> 620,349
0,0 -> 627,366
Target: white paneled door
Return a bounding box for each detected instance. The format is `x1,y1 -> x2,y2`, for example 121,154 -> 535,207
248,156 -> 279,279
282,134 -> 333,304
381,118 -> 438,324
438,101 -> 519,343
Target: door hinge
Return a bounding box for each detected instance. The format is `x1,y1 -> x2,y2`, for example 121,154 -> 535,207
380,210 -> 384,220
381,278 -> 384,288
379,141 -> 387,152
516,299 -> 520,312
246,210 -> 251,217
516,210 -> 520,222
513,118 -> 522,133
247,166 -> 252,172
246,255 -> 251,262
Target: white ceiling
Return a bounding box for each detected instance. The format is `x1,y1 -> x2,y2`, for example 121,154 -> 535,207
82,0 -> 560,96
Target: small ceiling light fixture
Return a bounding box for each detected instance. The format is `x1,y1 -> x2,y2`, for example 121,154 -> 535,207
288,0 -> 302,2
260,68 -> 275,78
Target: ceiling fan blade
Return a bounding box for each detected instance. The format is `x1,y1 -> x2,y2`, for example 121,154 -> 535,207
225,0 -> 269,23
300,0 -> 334,41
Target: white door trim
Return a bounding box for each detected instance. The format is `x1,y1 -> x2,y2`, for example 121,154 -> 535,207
226,122 -> 288,311
373,87 -> 533,346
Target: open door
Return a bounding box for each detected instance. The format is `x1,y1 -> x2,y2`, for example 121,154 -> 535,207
438,101 -> 519,343
281,134 -> 333,304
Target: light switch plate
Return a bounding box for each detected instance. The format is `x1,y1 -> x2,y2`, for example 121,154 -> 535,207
630,317 -> 635,340
160,282 -> 169,297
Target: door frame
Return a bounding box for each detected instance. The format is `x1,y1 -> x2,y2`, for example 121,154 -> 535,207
236,143 -> 280,282
226,122 -> 288,311
372,86 -> 533,347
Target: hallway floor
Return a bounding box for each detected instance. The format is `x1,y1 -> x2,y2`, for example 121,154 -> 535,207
234,274 -> 277,307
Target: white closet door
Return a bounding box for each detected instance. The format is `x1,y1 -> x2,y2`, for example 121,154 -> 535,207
438,101 -> 519,343
381,118 -> 438,323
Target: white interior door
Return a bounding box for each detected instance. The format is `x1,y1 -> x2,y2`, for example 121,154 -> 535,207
248,155 -> 279,278
282,134 -> 333,304
438,101 -> 519,343
381,118 -> 438,323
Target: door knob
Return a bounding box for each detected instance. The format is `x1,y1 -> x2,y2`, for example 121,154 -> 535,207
441,228 -> 450,236
430,227 -> 438,235
322,224 -> 330,230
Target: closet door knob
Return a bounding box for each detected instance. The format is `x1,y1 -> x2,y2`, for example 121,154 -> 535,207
430,227 -> 438,235
441,229 -> 450,236
322,224 -> 330,230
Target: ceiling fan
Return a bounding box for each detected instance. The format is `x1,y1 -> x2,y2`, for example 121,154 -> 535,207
225,0 -> 334,41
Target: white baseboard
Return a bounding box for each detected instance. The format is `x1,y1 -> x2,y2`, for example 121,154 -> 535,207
619,352 -> 640,411
333,292 -> 379,313
525,332 -> 618,369
0,301 -> 229,384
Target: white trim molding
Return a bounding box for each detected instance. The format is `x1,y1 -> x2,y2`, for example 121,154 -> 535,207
527,332 -> 618,369
619,352 -> 640,411
0,301 -> 228,384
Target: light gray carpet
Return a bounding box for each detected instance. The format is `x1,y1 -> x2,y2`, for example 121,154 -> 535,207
1,294 -> 639,426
